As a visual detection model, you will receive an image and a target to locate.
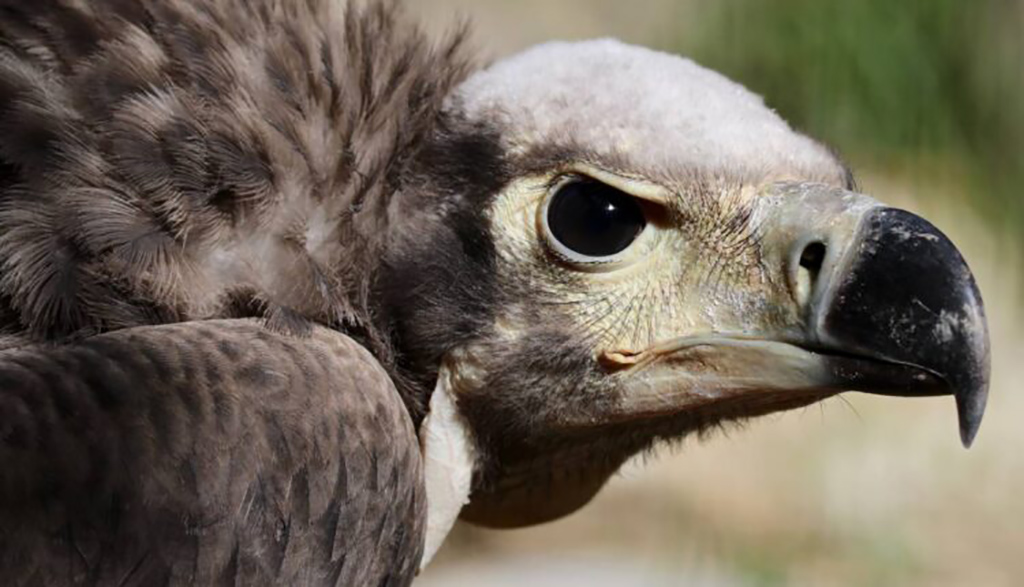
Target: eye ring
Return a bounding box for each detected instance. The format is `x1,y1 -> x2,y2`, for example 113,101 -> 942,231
540,176 -> 648,269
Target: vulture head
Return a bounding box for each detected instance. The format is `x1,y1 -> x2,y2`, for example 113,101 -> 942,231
380,40 -> 989,553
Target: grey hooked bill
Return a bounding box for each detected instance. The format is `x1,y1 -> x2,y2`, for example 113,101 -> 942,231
818,207 -> 990,448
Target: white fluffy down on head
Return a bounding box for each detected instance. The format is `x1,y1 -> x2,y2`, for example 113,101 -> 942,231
452,39 -> 844,182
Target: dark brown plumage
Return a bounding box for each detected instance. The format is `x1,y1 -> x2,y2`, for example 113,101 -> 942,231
0,1 -> 472,584
0,320 -> 423,585
0,0 -> 471,353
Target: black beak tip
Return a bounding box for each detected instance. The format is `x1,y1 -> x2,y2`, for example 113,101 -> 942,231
957,382 -> 989,448
821,206 -> 991,448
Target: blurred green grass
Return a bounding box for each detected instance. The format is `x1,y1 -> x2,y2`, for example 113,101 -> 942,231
674,0 -> 1024,245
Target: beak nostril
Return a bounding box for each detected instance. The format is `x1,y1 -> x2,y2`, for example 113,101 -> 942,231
794,241 -> 827,310
799,241 -> 827,275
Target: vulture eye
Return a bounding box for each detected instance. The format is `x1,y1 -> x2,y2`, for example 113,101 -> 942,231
545,179 -> 647,262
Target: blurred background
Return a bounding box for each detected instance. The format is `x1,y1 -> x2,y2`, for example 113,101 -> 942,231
410,1 -> 1024,585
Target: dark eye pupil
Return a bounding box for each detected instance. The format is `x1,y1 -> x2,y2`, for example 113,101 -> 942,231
547,180 -> 646,258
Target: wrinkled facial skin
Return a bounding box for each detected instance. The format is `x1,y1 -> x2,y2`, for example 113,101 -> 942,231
492,170 -> 799,356
451,154 -> 851,527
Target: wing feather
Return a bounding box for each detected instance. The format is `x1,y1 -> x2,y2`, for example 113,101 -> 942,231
0,319 -> 424,586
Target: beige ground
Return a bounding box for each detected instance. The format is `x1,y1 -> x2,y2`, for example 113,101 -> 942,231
410,2 -> 1024,585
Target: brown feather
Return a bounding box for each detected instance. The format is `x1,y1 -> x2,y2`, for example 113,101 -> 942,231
0,3 -> 479,582
0,0 -> 474,348
0,319 -> 424,586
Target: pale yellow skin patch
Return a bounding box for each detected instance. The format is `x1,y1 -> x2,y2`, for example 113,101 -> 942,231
486,165 -> 806,358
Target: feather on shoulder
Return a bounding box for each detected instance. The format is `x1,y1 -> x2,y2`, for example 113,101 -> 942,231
0,0 -> 474,343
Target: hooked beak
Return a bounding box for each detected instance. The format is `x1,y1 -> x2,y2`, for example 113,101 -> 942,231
812,206 -> 989,446
605,185 -> 990,447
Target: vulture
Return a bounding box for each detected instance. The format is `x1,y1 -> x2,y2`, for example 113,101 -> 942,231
0,0 -> 990,585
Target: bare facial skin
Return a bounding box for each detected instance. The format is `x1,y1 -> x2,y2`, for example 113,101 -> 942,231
419,40 -> 987,532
